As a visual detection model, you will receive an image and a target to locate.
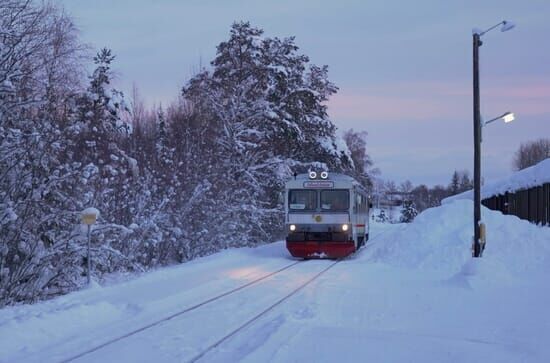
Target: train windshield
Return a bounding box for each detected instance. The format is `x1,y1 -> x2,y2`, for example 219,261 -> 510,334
288,190 -> 316,211
321,190 -> 349,211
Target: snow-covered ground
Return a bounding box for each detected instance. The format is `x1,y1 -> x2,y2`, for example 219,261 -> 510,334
1,200 -> 549,362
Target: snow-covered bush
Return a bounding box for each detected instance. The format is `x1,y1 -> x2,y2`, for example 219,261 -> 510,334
400,201 -> 418,223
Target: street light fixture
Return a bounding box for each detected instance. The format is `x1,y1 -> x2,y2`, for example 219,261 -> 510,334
81,207 -> 99,285
502,112 -> 515,123
472,20 -> 515,258
484,112 -> 515,125
481,112 -> 515,142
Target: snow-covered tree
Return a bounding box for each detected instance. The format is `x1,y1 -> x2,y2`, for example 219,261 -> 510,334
0,16 -> 377,307
343,129 -> 377,190
182,21 -> 351,246
376,209 -> 388,223
400,200 -> 418,223
0,1 -> 88,306
60,48 -> 138,278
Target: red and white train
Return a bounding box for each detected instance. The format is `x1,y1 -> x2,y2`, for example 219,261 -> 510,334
285,171 -> 371,258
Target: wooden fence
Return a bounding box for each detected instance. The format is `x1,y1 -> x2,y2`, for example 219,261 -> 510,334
482,183 -> 550,226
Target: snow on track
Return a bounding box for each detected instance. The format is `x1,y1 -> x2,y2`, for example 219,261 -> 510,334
2,200 -> 550,362
0,244 -> 299,363
58,261 -> 303,363
59,260 -> 337,363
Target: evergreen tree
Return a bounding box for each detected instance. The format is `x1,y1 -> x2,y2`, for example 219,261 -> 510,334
68,48 -> 136,273
459,171 -> 472,192
182,21 -> 350,246
400,201 -> 418,223
155,104 -> 174,171
376,209 -> 388,223
449,170 -> 460,194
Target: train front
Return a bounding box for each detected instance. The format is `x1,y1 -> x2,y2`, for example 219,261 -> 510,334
285,171 -> 355,259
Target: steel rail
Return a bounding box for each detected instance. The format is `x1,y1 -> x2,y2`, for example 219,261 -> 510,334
187,259 -> 341,363
60,260 -> 303,363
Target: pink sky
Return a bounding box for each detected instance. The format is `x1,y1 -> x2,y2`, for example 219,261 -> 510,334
329,76 -> 549,185
329,78 -> 550,122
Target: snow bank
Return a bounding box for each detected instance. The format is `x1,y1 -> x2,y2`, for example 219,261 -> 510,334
443,158 -> 550,203
366,199 -> 550,279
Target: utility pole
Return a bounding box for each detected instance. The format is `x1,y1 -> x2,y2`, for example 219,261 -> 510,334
471,20 -> 515,257
473,32 -> 482,257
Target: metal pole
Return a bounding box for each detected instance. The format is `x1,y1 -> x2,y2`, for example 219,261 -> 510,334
473,33 -> 482,257
87,224 -> 91,284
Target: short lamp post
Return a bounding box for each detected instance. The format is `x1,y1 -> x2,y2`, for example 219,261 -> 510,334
81,208 -> 99,284
472,20 -> 515,257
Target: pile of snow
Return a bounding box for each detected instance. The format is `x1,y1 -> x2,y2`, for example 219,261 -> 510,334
366,199 -> 550,280
444,158 -> 550,203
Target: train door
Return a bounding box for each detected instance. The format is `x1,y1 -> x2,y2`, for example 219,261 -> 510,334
354,190 -> 368,247
351,190 -> 360,248
363,193 -> 370,242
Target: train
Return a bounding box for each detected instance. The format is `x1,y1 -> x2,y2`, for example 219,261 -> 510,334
284,171 -> 371,258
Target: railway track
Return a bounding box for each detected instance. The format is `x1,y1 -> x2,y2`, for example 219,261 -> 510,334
187,259 -> 340,362
57,259 -> 341,363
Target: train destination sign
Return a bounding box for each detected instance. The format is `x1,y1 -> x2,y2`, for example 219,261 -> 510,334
303,181 -> 334,188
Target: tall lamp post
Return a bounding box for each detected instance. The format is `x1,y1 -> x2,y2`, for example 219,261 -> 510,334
472,20 -> 515,257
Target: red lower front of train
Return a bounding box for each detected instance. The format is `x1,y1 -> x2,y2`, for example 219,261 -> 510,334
286,240 -> 356,259
286,230 -> 356,258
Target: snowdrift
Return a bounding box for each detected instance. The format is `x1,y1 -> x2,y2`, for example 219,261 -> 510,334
366,200 -> 550,279
443,158 -> 550,203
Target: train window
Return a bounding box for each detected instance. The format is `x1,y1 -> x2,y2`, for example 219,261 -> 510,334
320,190 -> 349,211
289,190 -> 317,211
360,194 -> 368,212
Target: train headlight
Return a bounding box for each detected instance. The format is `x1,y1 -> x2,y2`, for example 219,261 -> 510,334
308,171 -> 317,179
341,224 -> 349,232
290,224 -> 296,231
320,171 -> 328,179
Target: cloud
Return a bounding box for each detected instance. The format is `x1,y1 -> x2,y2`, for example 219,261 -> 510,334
329,78 -> 550,186
328,77 -> 550,124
